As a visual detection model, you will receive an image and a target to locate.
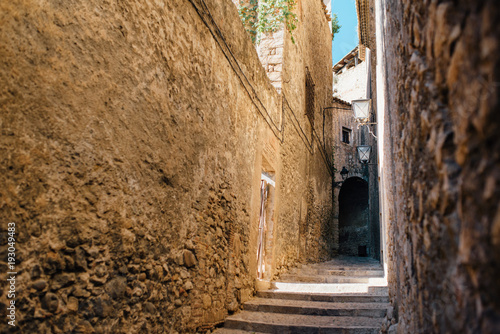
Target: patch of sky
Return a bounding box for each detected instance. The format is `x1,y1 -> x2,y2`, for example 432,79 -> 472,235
331,0 -> 358,65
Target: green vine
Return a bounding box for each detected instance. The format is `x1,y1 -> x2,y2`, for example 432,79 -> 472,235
238,0 -> 259,43
238,0 -> 298,44
331,13 -> 341,41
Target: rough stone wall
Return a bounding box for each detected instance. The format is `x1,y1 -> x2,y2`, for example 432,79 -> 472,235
230,0 -> 335,275
300,0 -> 336,264
0,1 -> 265,332
377,0 -> 500,333
272,0 -> 335,268
0,0 -> 334,332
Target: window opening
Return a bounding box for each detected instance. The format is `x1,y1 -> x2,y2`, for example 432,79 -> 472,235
342,127 -> 351,144
305,68 -> 315,128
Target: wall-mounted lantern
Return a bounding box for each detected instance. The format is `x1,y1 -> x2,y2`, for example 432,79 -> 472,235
334,166 -> 349,187
352,99 -> 372,123
357,145 -> 372,164
351,99 -> 377,139
340,166 -> 349,180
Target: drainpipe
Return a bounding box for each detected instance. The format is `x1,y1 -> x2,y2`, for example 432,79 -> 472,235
366,48 -> 372,100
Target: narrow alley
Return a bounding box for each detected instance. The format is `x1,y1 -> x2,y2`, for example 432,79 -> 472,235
0,0 -> 499,334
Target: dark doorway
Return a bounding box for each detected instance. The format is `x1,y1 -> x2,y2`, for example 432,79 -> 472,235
339,177 -> 370,257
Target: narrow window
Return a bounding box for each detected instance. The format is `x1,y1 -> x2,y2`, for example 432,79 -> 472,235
342,127 -> 351,144
305,68 -> 315,128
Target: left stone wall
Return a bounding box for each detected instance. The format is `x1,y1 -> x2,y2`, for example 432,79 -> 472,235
0,0 -> 273,332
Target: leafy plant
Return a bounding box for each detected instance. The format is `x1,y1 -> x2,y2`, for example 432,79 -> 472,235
238,0 -> 298,44
331,13 -> 341,41
238,0 -> 259,43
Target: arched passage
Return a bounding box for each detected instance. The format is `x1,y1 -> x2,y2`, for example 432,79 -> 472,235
339,177 -> 370,256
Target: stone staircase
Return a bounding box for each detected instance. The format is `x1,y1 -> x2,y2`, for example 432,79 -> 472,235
214,256 -> 389,334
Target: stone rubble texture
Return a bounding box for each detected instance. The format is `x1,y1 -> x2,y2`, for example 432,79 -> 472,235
377,0 -> 500,333
0,0 -> 336,333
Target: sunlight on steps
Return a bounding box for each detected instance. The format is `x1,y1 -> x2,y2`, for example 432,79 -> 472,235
214,257 -> 390,333
270,277 -> 388,294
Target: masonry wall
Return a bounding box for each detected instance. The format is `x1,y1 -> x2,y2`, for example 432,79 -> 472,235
271,0 -> 335,268
377,0 -> 500,332
331,98 -> 379,259
0,0 -> 334,332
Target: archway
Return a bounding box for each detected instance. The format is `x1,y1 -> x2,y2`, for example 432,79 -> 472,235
339,177 -> 370,257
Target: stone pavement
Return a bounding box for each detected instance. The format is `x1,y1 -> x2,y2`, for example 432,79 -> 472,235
213,256 -> 388,333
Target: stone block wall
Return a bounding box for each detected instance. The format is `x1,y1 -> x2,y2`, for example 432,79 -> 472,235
258,30 -> 285,93
0,0 -> 335,332
376,0 -> 500,332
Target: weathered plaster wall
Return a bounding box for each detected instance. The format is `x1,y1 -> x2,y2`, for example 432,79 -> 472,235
334,62 -> 368,102
377,0 -> 500,333
0,0 -> 334,332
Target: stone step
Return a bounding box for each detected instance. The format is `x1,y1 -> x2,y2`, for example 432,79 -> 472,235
215,257 -> 389,334
257,291 -> 389,303
288,269 -> 384,277
224,311 -> 383,334
299,261 -> 382,267
296,265 -> 383,272
296,261 -> 383,271
279,275 -> 386,284
267,282 -> 388,295
244,298 -> 389,317
213,328 -> 267,334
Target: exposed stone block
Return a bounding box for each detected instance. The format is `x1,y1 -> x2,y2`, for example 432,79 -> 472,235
183,250 -> 197,268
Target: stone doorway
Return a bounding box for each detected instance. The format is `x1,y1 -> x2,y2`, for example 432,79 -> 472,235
338,177 -> 371,257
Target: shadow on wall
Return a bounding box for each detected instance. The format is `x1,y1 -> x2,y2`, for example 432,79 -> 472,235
339,177 -> 369,257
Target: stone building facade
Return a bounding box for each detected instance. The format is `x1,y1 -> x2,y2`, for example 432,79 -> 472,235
330,0 -> 380,260
0,0 -> 336,333
376,0 -> 500,333
330,96 -> 379,260
333,47 -> 368,101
